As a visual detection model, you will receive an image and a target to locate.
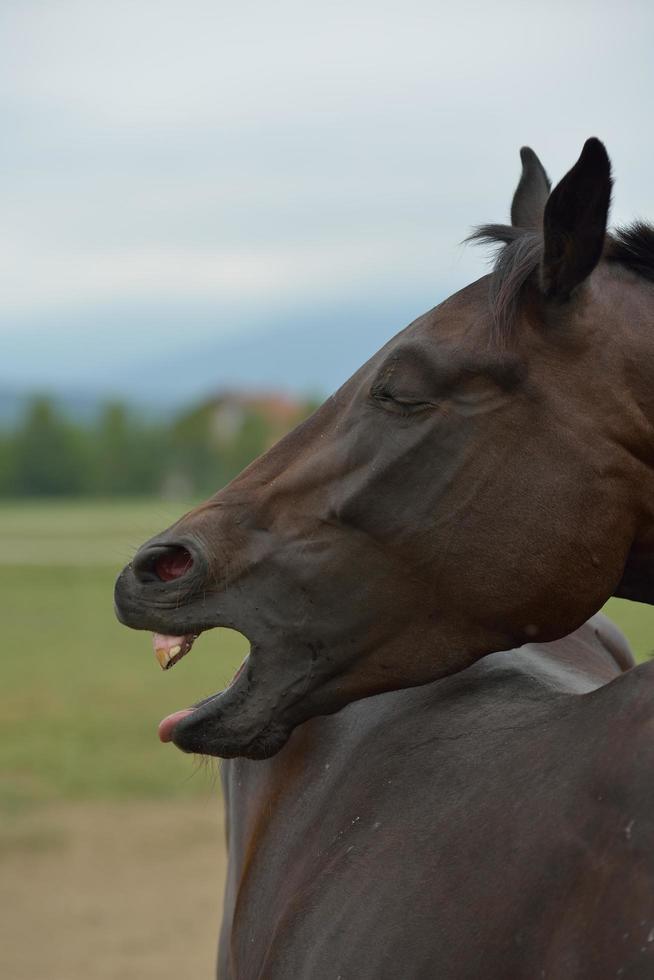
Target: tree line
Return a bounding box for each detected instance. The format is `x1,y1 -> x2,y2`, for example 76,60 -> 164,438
0,393 -> 317,498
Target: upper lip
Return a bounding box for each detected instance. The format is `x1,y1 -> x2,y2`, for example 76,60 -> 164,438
113,580 -> 214,635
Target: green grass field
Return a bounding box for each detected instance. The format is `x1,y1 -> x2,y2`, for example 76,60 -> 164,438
0,499 -> 247,809
1,498 -> 653,810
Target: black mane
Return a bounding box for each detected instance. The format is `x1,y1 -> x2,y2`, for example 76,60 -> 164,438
470,220 -> 654,342
610,222 -> 654,283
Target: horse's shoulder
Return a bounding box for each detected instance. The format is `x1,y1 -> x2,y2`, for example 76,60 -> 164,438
587,656 -> 654,724
557,663 -> 654,828
598,658 -> 654,737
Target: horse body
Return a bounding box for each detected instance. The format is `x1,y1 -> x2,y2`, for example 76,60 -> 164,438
219,618 -> 654,980
113,140 -> 654,977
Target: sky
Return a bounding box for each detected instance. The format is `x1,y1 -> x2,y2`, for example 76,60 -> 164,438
2,0 -> 654,404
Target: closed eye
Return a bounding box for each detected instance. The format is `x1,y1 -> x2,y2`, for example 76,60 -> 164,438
368,345 -> 524,417
369,386 -> 436,416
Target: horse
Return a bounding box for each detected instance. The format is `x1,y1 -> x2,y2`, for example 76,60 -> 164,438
115,139 -> 654,976
217,617 -> 654,979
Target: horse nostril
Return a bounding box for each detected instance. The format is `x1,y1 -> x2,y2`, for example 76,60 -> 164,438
132,543 -> 197,585
153,546 -> 194,582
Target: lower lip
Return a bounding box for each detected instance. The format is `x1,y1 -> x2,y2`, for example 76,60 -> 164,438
157,656 -> 249,743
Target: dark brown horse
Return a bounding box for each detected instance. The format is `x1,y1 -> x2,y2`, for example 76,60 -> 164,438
115,140 -> 654,976
218,617 -> 654,979
117,137 -> 654,760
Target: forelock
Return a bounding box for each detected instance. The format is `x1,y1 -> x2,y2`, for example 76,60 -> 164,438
467,225 -> 543,344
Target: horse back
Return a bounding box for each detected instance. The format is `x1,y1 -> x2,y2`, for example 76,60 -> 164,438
219,625 -> 654,979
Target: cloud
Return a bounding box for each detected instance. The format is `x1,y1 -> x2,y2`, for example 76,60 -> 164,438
1,0 -> 653,387
0,228 -> 466,316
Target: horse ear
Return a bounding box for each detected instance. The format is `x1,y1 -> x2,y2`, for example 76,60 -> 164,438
541,138 -> 612,301
510,147 -> 551,229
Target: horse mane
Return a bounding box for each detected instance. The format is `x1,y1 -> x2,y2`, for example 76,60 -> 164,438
609,222 -> 654,283
467,225 -> 542,343
469,220 -> 654,343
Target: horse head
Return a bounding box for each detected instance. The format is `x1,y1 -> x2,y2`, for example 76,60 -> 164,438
115,138 -> 654,758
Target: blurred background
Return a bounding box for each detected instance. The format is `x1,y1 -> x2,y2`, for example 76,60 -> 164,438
3,1 -> 654,977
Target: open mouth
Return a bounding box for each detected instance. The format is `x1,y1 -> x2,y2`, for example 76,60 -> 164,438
114,540 -> 301,760
152,630 -> 249,744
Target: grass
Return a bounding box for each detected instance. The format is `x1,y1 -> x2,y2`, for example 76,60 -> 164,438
0,499 -> 246,809
1,497 -> 653,809
0,497 -> 200,565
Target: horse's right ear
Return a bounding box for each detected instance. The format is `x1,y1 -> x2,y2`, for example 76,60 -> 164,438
541,138 -> 612,301
510,147 -> 551,229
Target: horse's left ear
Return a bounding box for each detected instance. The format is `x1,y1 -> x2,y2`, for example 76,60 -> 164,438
541,138 -> 612,301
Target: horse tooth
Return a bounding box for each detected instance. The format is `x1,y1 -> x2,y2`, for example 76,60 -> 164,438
169,645 -> 182,657
155,647 -> 171,669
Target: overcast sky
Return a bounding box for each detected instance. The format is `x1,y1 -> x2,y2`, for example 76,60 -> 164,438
2,0 -> 653,398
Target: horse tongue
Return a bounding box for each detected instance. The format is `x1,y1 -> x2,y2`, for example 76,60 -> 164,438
158,709 -> 194,743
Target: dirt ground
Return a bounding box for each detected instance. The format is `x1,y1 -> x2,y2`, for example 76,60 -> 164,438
0,799 -> 228,980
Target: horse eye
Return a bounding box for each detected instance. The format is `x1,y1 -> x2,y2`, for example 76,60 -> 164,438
370,386 -> 433,415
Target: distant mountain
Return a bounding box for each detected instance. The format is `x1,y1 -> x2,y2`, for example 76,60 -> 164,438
0,288 -> 440,425
122,293 -> 432,407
